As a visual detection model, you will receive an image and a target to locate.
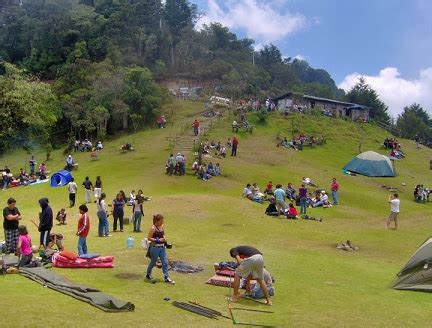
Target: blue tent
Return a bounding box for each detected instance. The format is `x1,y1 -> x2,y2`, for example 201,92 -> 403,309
343,151 -> 395,177
50,170 -> 73,187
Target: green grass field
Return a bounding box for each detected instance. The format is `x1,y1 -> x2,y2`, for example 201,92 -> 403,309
1,100 -> 432,327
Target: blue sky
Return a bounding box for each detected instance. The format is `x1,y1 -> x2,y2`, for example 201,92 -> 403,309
192,0 -> 432,116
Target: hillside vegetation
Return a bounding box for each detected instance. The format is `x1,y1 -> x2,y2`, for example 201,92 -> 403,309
1,100 -> 432,327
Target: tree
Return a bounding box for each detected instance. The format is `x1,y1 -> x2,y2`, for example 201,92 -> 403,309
345,77 -> 390,123
0,63 -> 59,152
396,104 -> 431,140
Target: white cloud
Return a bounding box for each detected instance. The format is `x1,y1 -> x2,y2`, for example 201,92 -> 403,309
338,67 -> 432,117
294,54 -> 306,61
196,0 -> 307,43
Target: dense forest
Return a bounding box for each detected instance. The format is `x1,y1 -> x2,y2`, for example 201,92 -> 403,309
0,0 -> 430,153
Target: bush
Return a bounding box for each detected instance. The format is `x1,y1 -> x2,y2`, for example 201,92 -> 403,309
257,108 -> 268,123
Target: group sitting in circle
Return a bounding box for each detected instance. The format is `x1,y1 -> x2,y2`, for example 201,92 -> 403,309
414,185 -> 430,203
276,134 -> 325,150
192,160 -> 222,181
201,140 -> 227,158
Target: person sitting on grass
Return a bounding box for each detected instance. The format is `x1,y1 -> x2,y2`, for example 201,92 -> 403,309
17,225 -> 33,268
313,191 -> 331,208
192,159 -> 199,175
229,246 -> 272,305
264,181 -> 273,195
207,162 -> 215,175
265,198 -> 279,216
243,184 -> 253,200
55,208 -> 67,225
198,165 -> 211,181
285,183 -> 296,200
218,146 -> 227,158
214,163 -> 221,176
243,268 -> 275,299
227,137 -> 232,148
302,177 -> 316,187
285,203 -> 300,219
289,139 -> 297,150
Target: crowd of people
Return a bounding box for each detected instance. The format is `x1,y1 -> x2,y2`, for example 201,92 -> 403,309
276,134 -> 325,150
242,178 -> 340,217
1,159 -> 50,190
414,185 -> 430,203
73,139 -> 103,153
165,153 -> 187,176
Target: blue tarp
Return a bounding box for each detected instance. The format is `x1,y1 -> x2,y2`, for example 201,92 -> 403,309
343,151 -> 395,177
50,170 -> 73,187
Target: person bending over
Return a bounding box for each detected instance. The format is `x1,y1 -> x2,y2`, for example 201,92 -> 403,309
229,245 -> 272,305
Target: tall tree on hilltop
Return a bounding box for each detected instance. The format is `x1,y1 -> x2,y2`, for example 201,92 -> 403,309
256,44 -> 282,71
345,77 -> 390,123
396,103 -> 431,141
163,0 -> 197,66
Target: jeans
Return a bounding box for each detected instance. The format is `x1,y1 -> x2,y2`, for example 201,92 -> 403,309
147,246 -> 169,279
300,197 -> 307,214
250,283 -> 275,299
231,146 -> 237,156
313,201 -> 323,208
78,236 -> 87,255
113,209 -> 124,231
97,211 -> 108,236
332,191 -> 339,204
133,212 -> 143,232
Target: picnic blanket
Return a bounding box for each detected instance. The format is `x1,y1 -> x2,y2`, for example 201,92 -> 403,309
52,253 -> 114,268
19,267 -> 134,312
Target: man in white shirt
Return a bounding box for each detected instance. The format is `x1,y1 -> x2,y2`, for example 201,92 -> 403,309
67,178 -> 78,207
386,193 -> 400,229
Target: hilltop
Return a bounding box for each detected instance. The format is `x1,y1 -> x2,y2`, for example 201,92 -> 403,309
1,100 -> 432,327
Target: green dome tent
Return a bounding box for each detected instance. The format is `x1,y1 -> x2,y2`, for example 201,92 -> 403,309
343,151 -> 395,177
393,237 -> 432,291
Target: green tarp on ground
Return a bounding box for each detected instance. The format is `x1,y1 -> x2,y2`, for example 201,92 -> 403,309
20,267 -> 134,312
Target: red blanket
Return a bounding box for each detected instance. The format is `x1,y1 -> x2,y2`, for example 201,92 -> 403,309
53,253 -> 114,268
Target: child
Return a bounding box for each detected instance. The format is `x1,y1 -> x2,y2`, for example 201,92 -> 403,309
56,208 -> 67,225
128,190 -> 136,205
286,203 -> 299,219
76,205 -> 90,256
18,225 -> 33,268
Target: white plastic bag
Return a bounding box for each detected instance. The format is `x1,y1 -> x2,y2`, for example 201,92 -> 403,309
141,238 -> 150,249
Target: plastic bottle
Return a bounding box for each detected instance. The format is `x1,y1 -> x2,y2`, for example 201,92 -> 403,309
127,236 -> 134,249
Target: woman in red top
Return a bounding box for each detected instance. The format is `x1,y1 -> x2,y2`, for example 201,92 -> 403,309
286,203 -> 299,219
76,205 -> 90,255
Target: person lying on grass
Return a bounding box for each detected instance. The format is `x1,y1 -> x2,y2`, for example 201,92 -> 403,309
229,246 -> 272,306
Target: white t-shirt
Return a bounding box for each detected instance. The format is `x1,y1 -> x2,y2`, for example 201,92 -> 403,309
97,199 -> 107,212
390,199 -> 400,213
68,182 -> 77,193
243,187 -> 252,196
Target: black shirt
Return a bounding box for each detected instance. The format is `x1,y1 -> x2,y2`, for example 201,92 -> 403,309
95,180 -> 102,188
3,207 -> 20,230
230,246 -> 262,259
83,180 -> 93,190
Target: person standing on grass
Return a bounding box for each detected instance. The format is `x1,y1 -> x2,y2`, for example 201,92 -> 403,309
414,134 -> 420,148
146,214 -> 175,284
273,184 -> 286,215
133,190 -> 145,232
231,136 -> 239,156
97,193 -> 110,237
37,198 -> 53,250
67,177 -> 77,207
167,154 -> 175,175
299,184 -> 308,214
229,246 -> 272,306
82,177 -> 93,203
94,176 -> 103,203
2,198 -> 21,254
112,192 -> 125,232
386,193 -> 400,230
331,178 -> 340,205
29,156 -> 36,176
192,119 -> 200,136
76,204 -> 90,255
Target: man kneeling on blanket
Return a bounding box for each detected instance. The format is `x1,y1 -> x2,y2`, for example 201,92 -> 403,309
229,246 -> 272,305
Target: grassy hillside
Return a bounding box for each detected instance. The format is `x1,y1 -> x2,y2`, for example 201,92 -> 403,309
1,100 -> 431,327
